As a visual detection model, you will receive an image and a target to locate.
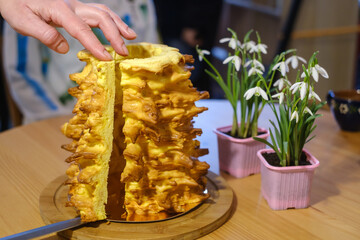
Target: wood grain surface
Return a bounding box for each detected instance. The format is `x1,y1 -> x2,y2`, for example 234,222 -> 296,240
0,105 -> 359,239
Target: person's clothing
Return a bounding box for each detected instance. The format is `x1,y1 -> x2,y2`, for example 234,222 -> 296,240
3,0 -> 159,124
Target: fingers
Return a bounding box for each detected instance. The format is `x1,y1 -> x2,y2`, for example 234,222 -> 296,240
11,10 -> 70,54
54,0 -> 137,59
88,3 -> 137,40
71,3 -> 129,56
50,1 -> 114,60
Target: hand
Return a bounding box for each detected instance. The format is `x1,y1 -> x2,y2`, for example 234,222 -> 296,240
0,0 -> 137,60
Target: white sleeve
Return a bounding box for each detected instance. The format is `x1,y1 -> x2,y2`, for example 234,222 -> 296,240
2,23 -> 70,124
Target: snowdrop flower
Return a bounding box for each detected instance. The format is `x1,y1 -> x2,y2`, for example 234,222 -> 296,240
301,64 -> 329,82
290,110 -> 299,123
248,67 -> 263,76
290,82 -> 308,100
244,86 -> 268,100
308,88 -> 321,102
197,49 -> 210,61
250,43 -> 268,54
273,78 -> 291,91
272,92 -> 284,104
314,64 -> 329,79
285,55 -> 306,69
219,37 -> 241,50
272,61 -> 289,77
223,55 -> 241,71
242,41 -> 256,51
303,107 -> 313,115
244,59 -> 265,71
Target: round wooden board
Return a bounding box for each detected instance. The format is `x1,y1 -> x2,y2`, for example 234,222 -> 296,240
39,171 -> 234,240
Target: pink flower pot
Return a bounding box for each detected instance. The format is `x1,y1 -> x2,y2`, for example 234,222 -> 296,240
257,148 -> 320,210
214,125 -> 269,178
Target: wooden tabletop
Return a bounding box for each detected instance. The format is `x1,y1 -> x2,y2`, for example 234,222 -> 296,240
0,100 -> 359,239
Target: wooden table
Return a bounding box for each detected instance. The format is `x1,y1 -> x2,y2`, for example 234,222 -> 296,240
0,100 -> 359,239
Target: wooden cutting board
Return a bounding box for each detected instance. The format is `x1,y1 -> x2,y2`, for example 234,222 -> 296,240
39,171 -> 234,239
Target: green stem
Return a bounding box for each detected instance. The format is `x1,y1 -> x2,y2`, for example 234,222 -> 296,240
252,96 -> 259,136
231,110 -> 238,136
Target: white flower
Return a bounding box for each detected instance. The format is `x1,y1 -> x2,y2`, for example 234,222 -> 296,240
219,37 -> 241,49
285,55 -> 306,69
272,61 -> 289,77
308,88 -> 321,102
197,49 -> 210,61
241,41 -> 256,51
300,70 -> 308,78
250,43 -> 268,54
301,64 -> 329,82
223,55 -> 241,71
273,78 -> 291,90
272,92 -> 284,104
244,86 -> 268,100
339,104 -> 349,114
244,59 -> 265,71
303,107 -> 313,115
315,64 -> 329,78
290,110 -> 299,123
290,82 -> 308,100
248,67 -> 263,76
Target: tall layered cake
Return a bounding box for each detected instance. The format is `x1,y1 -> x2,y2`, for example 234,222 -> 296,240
61,43 -> 210,222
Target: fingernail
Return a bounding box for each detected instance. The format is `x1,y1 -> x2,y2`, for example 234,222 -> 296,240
122,44 -> 129,55
126,27 -> 137,37
103,49 -> 113,60
57,41 -> 68,53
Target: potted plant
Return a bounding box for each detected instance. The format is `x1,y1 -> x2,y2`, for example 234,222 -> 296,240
196,29 -> 270,178
251,51 -> 328,210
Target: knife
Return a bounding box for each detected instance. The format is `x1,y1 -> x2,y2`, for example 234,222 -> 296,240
1,217 -> 83,240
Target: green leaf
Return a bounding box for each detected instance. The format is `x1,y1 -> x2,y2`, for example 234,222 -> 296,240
253,137 -> 274,149
269,120 -> 281,145
269,129 -> 281,156
306,135 -> 316,144
243,29 -> 254,42
314,101 -> 326,112
304,113 -> 322,124
284,49 -> 296,55
205,69 -> 235,106
308,51 -> 319,66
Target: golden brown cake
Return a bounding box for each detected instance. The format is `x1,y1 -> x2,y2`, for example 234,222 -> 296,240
61,43 -> 210,222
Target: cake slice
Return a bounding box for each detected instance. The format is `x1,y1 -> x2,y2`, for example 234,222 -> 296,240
61,52 -> 116,222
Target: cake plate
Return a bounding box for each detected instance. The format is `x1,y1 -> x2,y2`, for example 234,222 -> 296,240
39,171 -> 234,240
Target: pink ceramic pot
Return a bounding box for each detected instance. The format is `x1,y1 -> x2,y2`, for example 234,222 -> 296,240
257,148 -> 320,210
214,125 -> 269,178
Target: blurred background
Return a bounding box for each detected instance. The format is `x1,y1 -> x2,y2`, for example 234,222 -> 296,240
0,0 -> 359,131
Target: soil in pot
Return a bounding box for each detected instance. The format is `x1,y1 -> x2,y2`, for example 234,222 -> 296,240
223,130 -> 267,139
262,152 -> 312,167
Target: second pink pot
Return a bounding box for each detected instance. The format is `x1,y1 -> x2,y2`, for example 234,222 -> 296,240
257,148 -> 320,210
